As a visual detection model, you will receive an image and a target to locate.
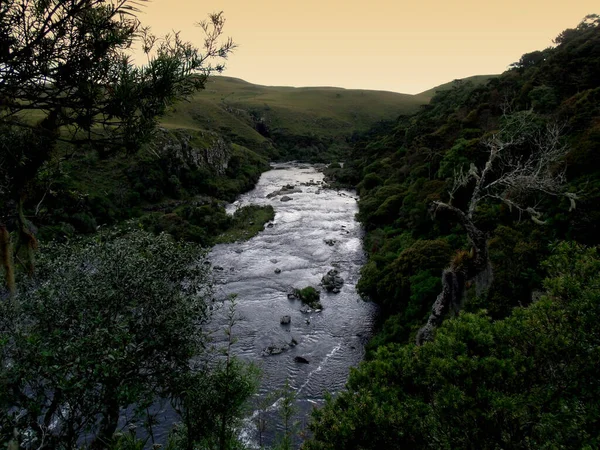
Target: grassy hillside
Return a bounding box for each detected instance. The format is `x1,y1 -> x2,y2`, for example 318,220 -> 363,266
162,76 -> 427,161
32,74 -> 503,243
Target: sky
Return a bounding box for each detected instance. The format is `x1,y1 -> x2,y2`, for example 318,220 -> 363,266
135,0 -> 599,94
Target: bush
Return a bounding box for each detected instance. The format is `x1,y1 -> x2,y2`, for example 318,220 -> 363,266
295,286 -> 322,309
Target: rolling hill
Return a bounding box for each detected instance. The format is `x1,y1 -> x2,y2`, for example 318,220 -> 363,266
161,76 -> 429,161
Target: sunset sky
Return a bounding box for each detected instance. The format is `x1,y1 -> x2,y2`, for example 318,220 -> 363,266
136,0 -> 598,94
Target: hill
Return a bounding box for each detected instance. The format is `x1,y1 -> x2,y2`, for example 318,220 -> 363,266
161,76 -> 427,161
416,74 -> 498,100
307,14 -> 600,449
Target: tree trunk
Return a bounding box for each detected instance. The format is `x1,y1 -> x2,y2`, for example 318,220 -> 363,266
91,388 -> 120,449
16,193 -> 37,276
416,202 -> 493,345
0,224 -> 15,295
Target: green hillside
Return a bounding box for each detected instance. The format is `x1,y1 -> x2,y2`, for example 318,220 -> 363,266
162,76 -> 427,161
307,15 -> 600,449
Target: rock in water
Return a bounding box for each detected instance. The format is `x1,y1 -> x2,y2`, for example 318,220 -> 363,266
280,196 -> 293,202
275,268 -> 282,274
280,315 -> 291,325
321,269 -> 344,292
294,356 -> 310,364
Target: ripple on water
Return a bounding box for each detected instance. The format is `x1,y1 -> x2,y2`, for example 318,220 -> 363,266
208,163 -> 378,447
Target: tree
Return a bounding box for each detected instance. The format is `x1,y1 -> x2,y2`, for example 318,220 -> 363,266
0,228 -> 216,448
170,297 -> 260,450
416,110 -> 576,344
306,242 -> 600,450
0,0 -> 234,292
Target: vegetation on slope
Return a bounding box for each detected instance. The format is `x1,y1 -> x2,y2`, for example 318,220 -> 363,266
163,76 -> 427,162
306,14 -> 600,449
415,74 -> 499,100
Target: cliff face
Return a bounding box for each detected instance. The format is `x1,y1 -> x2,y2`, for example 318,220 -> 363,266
155,128 -> 231,175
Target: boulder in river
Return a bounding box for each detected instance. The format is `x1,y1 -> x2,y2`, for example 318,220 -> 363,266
262,337 -> 297,356
280,196 -> 293,202
275,268 -> 282,274
321,269 -> 344,293
263,345 -> 285,356
294,356 -> 310,364
324,239 -> 336,246
266,185 -> 303,198
280,315 -> 291,325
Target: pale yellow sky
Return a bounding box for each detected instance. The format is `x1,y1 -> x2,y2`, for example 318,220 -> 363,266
135,0 -> 598,94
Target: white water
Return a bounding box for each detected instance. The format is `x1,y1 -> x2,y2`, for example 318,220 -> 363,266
207,163 -> 377,447
148,163 -> 377,447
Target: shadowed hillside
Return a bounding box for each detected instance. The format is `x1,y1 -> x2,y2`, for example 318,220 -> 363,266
416,74 -> 498,100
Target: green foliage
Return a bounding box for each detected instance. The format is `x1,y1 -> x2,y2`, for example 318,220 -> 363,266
306,243 -> 600,449
313,17 -> 600,450
215,205 -> 275,244
140,212 -> 212,245
359,239 -> 452,315
170,299 -> 261,450
343,14 -> 600,354
436,138 -> 479,179
0,228 -> 217,447
163,76 -> 427,162
273,380 -> 299,450
528,85 -> 559,112
295,286 -> 322,309
0,0 -> 235,292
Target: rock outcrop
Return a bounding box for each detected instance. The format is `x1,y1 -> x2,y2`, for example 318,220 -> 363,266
154,128 -> 231,176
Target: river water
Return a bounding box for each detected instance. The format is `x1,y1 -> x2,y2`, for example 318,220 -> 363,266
207,163 -> 377,447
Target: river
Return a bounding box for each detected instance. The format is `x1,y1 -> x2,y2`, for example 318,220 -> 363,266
207,163 -> 378,447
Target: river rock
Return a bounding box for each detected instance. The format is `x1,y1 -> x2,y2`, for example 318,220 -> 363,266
275,268 -> 282,274
280,196 -> 293,202
294,356 -> 310,364
321,269 -> 344,292
213,265 -> 224,271
280,315 -> 291,325
262,337 -> 297,356
266,185 -> 303,198
324,239 -> 336,246
267,223 -> 274,228
263,345 -> 285,356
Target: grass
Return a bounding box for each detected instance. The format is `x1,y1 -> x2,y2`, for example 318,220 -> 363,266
295,286 -> 323,309
161,76 -> 429,159
215,205 -> 275,244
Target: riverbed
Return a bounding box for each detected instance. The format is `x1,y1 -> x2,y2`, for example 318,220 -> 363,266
208,163 -> 377,446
